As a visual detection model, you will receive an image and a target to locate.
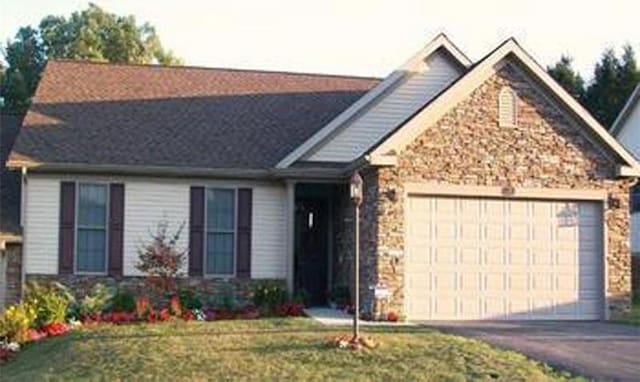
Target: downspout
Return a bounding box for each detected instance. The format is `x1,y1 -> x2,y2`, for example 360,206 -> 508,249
20,166 -> 27,300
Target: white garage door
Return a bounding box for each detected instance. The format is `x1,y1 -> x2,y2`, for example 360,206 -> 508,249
406,196 -> 604,320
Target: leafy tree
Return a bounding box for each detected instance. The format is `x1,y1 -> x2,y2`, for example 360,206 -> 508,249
0,27 -> 47,113
547,55 -> 585,102
0,3 -> 181,113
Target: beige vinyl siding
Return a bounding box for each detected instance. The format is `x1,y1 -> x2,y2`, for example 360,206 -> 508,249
22,174 -> 288,279
618,101 -> 640,160
123,182 -> 190,276
307,50 -> 463,162
617,104 -> 640,254
24,177 -> 60,274
251,186 -> 287,278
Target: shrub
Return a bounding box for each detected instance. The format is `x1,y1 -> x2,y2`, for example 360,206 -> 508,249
135,296 -> 152,320
169,295 -> 182,317
136,221 -> 187,296
178,289 -> 202,310
252,282 -> 288,315
291,289 -> 311,307
330,285 -> 351,307
111,290 -> 136,313
24,282 -> 73,327
278,302 -> 305,317
0,302 -> 37,343
69,284 -> 115,319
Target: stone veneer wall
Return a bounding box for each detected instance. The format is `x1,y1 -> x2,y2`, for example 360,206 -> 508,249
26,274 -> 285,305
363,62 -> 634,319
4,243 -> 23,306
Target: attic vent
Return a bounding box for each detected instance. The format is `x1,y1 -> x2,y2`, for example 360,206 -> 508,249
498,87 -> 518,127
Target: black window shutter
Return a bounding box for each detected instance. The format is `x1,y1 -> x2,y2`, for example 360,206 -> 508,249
189,187 -> 205,276
108,183 -> 125,277
236,188 -> 252,279
58,182 -> 76,274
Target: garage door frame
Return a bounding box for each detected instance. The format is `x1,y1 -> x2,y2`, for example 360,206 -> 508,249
403,182 -> 609,320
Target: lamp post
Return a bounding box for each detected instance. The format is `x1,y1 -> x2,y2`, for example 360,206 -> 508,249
349,171 -> 363,343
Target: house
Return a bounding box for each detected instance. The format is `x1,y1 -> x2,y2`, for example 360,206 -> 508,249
2,34 -> 638,320
610,83 -> 640,288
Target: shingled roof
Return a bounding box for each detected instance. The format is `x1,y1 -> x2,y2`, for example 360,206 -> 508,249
9,60 -> 379,170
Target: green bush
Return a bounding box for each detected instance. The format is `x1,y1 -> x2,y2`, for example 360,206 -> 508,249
24,282 -> 73,327
0,301 -> 37,343
111,290 -> 136,313
178,289 -> 202,310
330,285 -> 351,307
292,289 -> 311,307
252,282 -> 288,314
69,284 -> 116,319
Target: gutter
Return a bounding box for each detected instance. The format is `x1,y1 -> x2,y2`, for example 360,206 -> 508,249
8,161 -> 350,181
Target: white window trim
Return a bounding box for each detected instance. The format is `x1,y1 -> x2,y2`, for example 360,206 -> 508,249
203,187 -> 238,278
74,182 -> 109,276
498,86 -> 518,127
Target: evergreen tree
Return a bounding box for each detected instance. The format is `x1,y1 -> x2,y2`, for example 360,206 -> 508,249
547,55 -> 586,102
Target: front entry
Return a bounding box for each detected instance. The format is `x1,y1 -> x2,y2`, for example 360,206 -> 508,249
294,198 -> 329,306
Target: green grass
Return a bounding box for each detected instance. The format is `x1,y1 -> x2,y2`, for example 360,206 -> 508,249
615,293 -> 640,326
1,318 -> 581,381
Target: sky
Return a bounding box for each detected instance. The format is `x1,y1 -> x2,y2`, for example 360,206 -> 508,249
1,0 -> 639,80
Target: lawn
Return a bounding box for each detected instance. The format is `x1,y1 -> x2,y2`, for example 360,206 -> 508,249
1,318 -> 579,381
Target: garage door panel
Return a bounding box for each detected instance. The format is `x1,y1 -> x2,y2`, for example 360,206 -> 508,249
460,247 -> 482,265
531,249 -> 554,265
434,273 -> 457,290
433,247 -> 456,265
507,248 -> 528,265
406,196 -> 603,321
460,273 -> 482,290
508,274 -> 529,291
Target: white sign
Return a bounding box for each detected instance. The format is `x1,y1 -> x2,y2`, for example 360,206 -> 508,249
373,283 -> 390,299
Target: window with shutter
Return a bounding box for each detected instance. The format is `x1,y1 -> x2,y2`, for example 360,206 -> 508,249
76,183 -> 109,274
205,188 -> 237,276
498,86 -> 518,127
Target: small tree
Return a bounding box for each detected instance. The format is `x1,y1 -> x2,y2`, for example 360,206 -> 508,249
136,221 -> 187,297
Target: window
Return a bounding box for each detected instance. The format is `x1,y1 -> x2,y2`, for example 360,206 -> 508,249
76,184 -> 108,273
205,189 -> 236,276
631,184 -> 640,214
498,86 -> 518,127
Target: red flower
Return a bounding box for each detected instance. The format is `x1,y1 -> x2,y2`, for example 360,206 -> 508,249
182,310 -> 194,321
159,308 -> 171,321
28,328 -> 47,342
169,295 -> 182,317
387,311 -> 399,322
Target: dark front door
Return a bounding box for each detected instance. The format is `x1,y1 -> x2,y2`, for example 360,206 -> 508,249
294,198 -> 329,306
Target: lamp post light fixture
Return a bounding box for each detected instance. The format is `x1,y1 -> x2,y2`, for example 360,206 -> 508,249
349,171 -> 363,344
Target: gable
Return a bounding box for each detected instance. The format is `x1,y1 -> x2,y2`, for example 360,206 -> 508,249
276,33 -> 470,168
303,48 -> 465,163
371,40 -> 640,177
398,63 -> 618,184
613,84 -> 640,160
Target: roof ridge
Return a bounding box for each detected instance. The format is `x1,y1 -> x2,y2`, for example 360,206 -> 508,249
47,59 -> 383,81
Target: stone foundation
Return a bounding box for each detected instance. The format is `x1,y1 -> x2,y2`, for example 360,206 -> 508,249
3,243 -> 22,307
25,274 -> 285,305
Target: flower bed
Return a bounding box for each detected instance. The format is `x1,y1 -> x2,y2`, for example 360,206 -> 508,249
1,281 -> 307,364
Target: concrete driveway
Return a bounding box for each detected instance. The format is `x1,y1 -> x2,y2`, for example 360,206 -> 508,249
421,321 -> 640,381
